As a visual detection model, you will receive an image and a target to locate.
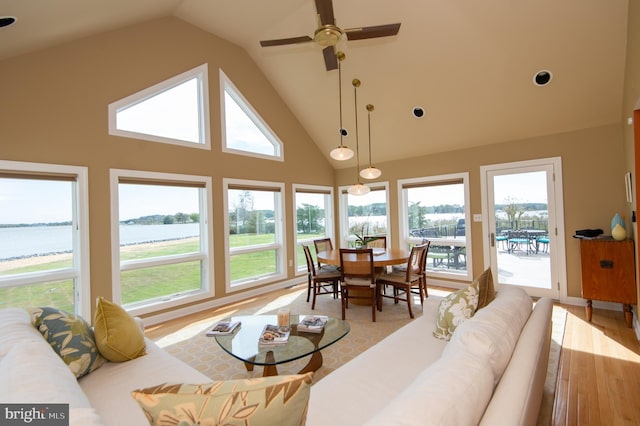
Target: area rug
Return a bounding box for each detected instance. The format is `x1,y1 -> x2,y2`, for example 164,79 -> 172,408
152,283 -> 442,383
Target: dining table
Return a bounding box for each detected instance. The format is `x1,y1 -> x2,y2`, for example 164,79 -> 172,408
316,247 -> 411,268
316,247 -> 411,306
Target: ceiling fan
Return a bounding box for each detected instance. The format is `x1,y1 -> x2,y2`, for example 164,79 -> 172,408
259,0 -> 401,71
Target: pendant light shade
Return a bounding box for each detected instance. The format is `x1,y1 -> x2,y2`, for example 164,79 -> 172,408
330,52 -> 353,161
347,78 -> 370,196
359,103 -> 382,179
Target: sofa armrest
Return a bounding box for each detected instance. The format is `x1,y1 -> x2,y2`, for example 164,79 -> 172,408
133,317 -> 145,333
480,297 -> 553,426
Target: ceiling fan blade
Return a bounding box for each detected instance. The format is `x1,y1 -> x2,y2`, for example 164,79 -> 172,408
322,46 -> 338,71
315,0 -> 336,26
344,23 -> 401,41
260,36 -> 313,47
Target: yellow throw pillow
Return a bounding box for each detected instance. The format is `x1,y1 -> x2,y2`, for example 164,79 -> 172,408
475,267 -> 496,310
131,373 -> 313,426
93,297 -> 146,362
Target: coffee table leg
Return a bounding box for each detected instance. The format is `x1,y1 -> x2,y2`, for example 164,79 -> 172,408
262,350 -> 279,377
298,351 -> 323,375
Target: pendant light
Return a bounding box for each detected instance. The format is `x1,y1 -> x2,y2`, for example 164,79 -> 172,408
347,78 -> 370,196
329,52 -> 354,161
359,103 -> 382,179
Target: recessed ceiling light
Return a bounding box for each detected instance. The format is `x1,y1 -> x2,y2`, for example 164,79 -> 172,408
412,106 -> 425,119
533,70 -> 552,86
0,16 -> 16,28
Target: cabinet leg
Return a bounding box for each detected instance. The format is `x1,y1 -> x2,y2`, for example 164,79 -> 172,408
585,299 -> 593,322
623,304 -> 633,328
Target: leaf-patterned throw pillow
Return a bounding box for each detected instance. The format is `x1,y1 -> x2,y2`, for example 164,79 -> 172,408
132,373 -> 313,426
28,307 -> 105,378
433,281 -> 479,341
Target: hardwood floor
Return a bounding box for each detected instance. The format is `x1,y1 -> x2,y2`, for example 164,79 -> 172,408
553,304 -> 640,425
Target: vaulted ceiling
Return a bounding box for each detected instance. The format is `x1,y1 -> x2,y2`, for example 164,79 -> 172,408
0,0 -> 630,169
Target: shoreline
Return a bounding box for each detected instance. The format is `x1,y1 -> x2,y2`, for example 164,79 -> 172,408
0,237 -> 198,273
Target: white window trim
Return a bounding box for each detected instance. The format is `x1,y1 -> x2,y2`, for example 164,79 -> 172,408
110,169 -> 214,316
219,69 -> 284,161
292,184 -> 335,276
223,178 -> 286,292
338,182 -> 391,248
397,172 -> 472,281
0,160 -> 91,319
108,64 -> 211,150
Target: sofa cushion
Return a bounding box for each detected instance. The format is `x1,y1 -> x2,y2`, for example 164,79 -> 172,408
131,373 -> 313,426
0,340 -> 93,409
443,286 -> 533,383
0,308 -> 47,359
364,350 -> 494,426
475,267 -> 496,310
433,280 -> 479,341
93,297 -> 146,362
28,306 -> 105,378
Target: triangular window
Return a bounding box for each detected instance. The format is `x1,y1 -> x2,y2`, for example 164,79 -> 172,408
220,70 -> 283,160
108,64 -> 210,149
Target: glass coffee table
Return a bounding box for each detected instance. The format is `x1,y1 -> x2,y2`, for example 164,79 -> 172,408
213,314 -> 350,377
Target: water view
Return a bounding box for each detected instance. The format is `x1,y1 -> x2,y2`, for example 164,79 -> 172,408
0,223 -> 200,260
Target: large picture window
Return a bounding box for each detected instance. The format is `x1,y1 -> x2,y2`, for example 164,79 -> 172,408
293,185 -> 334,274
224,179 -> 285,290
339,183 -> 390,248
110,170 -> 213,315
0,161 -> 90,318
398,173 -> 472,280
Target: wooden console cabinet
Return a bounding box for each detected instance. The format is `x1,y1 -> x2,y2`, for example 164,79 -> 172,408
579,238 -> 636,327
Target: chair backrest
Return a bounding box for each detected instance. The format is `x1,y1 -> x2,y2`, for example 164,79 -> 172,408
365,236 -> 387,249
418,241 -> 430,274
313,238 -> 333,267
339,248 -> 375,283
405,243 -> 428,280
302,244 -> 317,276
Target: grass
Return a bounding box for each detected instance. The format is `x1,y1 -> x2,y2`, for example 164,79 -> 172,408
1,233 -> 326,311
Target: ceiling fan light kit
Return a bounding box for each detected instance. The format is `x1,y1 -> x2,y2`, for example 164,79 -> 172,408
259,0 -> 401,71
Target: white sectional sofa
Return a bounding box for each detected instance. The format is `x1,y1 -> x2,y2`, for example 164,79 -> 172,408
307,287 -> 553,426
0,285 -> 552,426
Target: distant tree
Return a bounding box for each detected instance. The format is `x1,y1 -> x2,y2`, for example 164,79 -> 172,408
297,203 -> 322,233
163,215 -> 175,224
190,213 -> 199,223
503,197 -> 525,229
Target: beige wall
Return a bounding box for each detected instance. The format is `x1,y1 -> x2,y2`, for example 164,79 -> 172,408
1,12 -> 636,316
0,17 -> 335,313
336,124 -> 628,298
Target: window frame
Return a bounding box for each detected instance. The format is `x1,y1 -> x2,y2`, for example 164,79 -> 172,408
338,182 -> 391,248
219,69 -> 284,161
108,63 -> 211,150
397,172 -> 472,281
110,169 -> 214,316
292,184 -> 335,275
0,160 -> 91,319
223,178 -> 286,292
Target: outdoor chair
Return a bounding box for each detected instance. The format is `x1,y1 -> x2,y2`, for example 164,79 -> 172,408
303,244 -> 340,309
507,230 -> 534,255
427,245 -> 452,268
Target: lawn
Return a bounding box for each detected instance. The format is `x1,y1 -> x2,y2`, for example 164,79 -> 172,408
1,233 -> 325,311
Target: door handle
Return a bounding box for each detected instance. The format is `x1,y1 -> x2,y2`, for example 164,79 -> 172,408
490,232 -> 495,247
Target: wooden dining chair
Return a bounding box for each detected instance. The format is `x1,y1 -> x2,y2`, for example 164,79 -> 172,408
313,238 -> 339,272
339,248 -> 378,322
303,245 -> 340,309
365,235 -> 387,249
376,243 -> 428,319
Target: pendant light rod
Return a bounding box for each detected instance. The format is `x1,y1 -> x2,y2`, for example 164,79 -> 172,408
329,51 -> 354,161
360,103 -> 382,180
348,78 -> 370,196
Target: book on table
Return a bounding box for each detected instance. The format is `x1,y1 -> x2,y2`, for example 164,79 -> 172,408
258,324 -> 290,345
298,315 -> 328,333
206,320 -> 241,336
